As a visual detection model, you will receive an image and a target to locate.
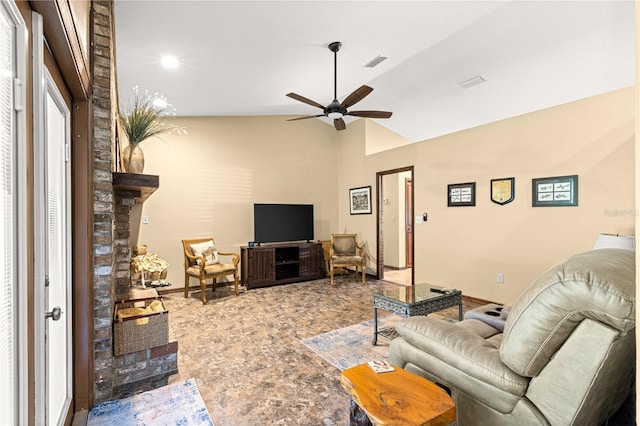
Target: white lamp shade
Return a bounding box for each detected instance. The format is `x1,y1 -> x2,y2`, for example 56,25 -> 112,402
593,233 -> 635,250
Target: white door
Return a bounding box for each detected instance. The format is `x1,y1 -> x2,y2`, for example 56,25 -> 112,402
33,13 -> 73,426
44,82 -> 72,425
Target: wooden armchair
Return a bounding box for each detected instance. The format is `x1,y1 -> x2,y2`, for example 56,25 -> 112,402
182,238 -> 239,304
329,234 -> 366,285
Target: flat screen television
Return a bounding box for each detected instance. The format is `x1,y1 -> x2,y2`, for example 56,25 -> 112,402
254,203 -> 314,244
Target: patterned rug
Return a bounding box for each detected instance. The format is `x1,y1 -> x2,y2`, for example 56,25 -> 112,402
301,314 -> 403,371
87,378 -> 213,426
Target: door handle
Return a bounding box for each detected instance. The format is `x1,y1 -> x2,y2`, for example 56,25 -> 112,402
45,306 -> 62,321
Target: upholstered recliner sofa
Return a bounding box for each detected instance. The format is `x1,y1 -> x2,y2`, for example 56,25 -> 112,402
389,249 -> 635,425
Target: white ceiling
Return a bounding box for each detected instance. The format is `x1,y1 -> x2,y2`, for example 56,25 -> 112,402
114,1 -> 635,142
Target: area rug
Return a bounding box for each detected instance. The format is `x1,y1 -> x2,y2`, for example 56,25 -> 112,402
301,314 -> 404,371
87,378 -> 213,426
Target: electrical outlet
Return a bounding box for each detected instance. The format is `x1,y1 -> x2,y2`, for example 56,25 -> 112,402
142,216 -> 149,224
497,273 -> 504,284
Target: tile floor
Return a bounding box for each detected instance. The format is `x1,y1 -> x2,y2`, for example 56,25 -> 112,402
162,274 -> 482,425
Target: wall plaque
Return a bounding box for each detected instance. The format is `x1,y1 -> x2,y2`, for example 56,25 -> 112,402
448,182 -> 475,207
491,177 -> 515,205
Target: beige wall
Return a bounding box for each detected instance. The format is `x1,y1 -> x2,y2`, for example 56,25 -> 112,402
134,115 -> 340,288
339,87 -> 635,303
365,119 -> 412,155
134,87 -> 634,302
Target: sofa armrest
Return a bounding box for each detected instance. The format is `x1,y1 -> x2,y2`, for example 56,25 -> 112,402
395,317 -> 528,396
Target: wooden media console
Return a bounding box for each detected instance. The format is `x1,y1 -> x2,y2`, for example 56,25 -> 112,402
241,241 -> 324,289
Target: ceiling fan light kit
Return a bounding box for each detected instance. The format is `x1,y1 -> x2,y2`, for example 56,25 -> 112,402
286,41 -> 393,131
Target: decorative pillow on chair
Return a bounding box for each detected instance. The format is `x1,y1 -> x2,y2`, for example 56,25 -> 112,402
190,240 -> 220,266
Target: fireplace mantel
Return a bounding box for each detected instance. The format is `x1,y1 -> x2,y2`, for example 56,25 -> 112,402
112,172 -> 159,203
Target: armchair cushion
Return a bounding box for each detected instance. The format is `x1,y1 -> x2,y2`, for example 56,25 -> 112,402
332,255 -> 363,264
395,317 -> 529,398
186,262 -> 235,276
190,240 -> 220,266
501,248 -> 635,376
332,235 -> 357,255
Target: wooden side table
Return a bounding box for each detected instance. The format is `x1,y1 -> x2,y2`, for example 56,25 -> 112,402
340,363 -> 456,426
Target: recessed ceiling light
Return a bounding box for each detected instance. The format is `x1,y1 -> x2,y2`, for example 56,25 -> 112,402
160,55 -> 179,69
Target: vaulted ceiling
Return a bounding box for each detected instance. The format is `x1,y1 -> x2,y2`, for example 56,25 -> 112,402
114,1 -> 635,142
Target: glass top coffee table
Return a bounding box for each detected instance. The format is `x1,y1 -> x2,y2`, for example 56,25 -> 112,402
373,283 -> 462,345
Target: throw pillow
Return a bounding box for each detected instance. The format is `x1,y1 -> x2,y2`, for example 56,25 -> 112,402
190,240 -> 220,266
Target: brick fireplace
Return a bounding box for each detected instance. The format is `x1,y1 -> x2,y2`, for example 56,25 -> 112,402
91,1 -> 177,402
110,178 -> 178,398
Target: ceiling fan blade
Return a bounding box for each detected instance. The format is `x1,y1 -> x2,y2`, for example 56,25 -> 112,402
340,85 -> 373,109
334,118 -> 346,131
286,93 -> 326,110
287,115 -> 324,121
347,110 -> 393,119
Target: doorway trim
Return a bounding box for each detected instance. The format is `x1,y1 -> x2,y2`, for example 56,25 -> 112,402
405,177 -> 413,268
28,0 -> 94,412
33,12 -> 74,423
376,166 -> 414,285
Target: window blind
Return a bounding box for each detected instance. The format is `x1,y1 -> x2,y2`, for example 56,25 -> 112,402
0,3 -> 16,424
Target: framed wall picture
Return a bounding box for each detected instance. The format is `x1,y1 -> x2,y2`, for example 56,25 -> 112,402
532,175 -> 578,207
350,186 -> 372,215
491,177 -> 515,205
448,182 -> 476,207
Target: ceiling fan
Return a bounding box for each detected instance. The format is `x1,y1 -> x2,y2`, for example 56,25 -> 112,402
286,41 -> 393,131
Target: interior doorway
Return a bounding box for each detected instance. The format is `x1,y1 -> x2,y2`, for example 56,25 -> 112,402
376,166 -> 414,286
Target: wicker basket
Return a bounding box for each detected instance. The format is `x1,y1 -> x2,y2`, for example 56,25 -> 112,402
113,298 -> 168,356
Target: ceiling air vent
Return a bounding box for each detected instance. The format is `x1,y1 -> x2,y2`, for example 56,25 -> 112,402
459,75 -> 487,89
458,75 -> 487,89
363,55 -> 387,68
